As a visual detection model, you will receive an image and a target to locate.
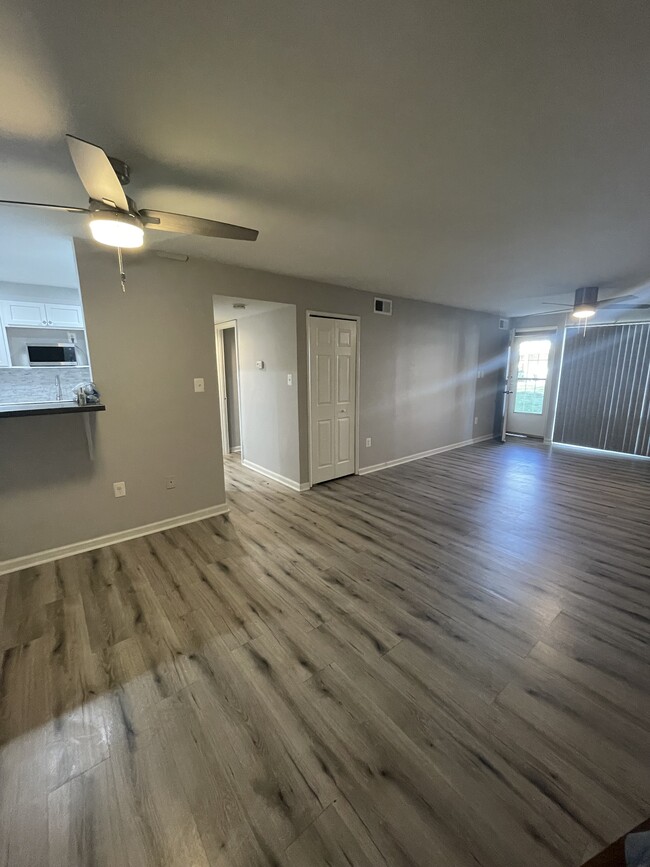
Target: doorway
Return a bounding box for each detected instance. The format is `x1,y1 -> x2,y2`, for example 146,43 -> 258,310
215,321 -> 241,456
505,333 -> 555,438
308,314 -> 359,484
214,295 -> 301,491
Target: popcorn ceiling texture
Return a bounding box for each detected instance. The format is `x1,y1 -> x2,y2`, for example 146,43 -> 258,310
0,367 -> 91,404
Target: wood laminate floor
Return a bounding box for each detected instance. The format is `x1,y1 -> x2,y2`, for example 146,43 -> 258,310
1,440 -> 649,866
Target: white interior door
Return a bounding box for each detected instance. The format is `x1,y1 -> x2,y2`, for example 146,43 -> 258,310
506,333 -> 554,437
309,316 -> 357,484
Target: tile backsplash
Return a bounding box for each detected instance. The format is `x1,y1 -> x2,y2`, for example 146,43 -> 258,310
0,367 -> 92,405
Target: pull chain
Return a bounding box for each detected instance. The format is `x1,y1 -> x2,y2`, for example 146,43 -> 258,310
117,247 -> 126,292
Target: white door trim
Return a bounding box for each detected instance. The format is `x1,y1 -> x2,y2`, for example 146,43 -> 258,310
215,320 -> 244,460
501,329 -> 515,442
306,311 -> 361,488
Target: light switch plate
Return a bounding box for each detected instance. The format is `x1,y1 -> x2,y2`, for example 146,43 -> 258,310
287,373 -> 293,385
365,437 -> 372,447
194,378 -> 205,392
113,481 -> 126,498
256,360 -> 265,370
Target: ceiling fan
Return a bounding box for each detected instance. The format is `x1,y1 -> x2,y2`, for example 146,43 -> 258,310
541,285 -> 650,319
0,135 -> 258,270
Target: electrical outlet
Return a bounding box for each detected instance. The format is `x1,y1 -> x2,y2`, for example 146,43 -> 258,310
365,437 -> 372,447
113,481 -> 126,498
474,416 -> 479,425
194,378 -> 205,392
165,477 -> 176,490
287,373 -> 293,386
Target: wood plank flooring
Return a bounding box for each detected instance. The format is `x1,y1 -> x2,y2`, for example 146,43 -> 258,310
1,440 -> 649,866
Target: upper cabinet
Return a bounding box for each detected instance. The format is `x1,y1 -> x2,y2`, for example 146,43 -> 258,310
45,303 -> 85,329
2,300 -> 47,327
1,301 -> 84,329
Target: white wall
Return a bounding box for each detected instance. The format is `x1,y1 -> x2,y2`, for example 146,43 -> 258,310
236,306 -> 300,485
0,281 -> 81,305
0,240 -> 506,565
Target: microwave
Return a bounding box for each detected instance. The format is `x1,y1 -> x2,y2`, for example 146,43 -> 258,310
27,344 -> 78,366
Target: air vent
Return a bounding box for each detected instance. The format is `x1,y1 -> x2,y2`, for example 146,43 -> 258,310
499,318 -> 509,330
374,297 -> 392,315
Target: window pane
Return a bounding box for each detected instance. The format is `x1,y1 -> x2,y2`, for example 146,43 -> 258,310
513,339 -> 551,414
516,339 -> 550,379
514,379 -> 546,414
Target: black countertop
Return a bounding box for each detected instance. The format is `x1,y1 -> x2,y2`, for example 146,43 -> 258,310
0,401 -> 106,419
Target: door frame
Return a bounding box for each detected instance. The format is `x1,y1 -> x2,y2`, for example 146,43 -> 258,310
215,320 -> 244,460
505,326 -> 559,440
306,310 -> 361,488
500,331 -> 514,442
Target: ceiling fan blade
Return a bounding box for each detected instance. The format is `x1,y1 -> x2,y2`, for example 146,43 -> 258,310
598,303 -> 650,309
0,199 -> 89,214
140,209 -> 259,241
596,294 -> 638,307
66,134 -> 129,211
541,302 -> 573,308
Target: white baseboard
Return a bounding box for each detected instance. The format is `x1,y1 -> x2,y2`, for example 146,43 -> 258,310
230,446 -> 242,453
0,503 -> 230,577
241,459 -> 309,492
358,434 -> 494,476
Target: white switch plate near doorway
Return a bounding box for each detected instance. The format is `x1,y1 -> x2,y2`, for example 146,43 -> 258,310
194,378 -> 205,392
113,481 -> 126,498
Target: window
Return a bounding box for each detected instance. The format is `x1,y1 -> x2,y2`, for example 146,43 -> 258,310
513,339 -> 551,414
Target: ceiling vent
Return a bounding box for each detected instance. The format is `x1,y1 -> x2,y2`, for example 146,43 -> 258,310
498,318 -> 509,330
374,297 -> 392,315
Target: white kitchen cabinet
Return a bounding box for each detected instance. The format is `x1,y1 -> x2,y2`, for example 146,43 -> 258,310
1,300 -> 48,327
44,303 -> 85,328
0,301 -> 84,329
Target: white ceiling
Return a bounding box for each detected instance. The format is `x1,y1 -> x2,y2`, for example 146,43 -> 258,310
1,0 -> 650,315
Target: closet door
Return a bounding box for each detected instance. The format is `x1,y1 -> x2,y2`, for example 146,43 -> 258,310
309,316 -> 358,484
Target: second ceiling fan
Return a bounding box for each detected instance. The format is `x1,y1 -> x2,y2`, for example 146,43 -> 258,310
542,285 -> 650,319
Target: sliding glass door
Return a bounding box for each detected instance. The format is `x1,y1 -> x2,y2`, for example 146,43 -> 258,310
554,323 -> 650,456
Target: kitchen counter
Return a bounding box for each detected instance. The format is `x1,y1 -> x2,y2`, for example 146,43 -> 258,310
0,401 -> 106,418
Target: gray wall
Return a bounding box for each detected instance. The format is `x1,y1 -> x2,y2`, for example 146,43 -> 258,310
0,240 -> 505,563
0,243 -> 226,562
237,307 -> 300,483
222,327 -> 241,450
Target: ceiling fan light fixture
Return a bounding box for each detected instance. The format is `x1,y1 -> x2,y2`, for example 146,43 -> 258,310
89,212 -> 144,248
572,305 -> 596,319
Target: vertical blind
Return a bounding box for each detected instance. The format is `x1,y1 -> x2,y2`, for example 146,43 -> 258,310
554,323 -> 650,456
